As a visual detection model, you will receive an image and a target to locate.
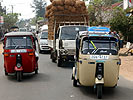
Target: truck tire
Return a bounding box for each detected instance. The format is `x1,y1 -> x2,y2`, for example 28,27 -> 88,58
97,84 -> 102,99
57,58 -> 62,67
52,58 -> 56,63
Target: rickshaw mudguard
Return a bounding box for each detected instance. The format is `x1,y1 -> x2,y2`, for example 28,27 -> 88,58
14,66 -> 23,71
72,67 -> 76,78
95,78 -> 104,84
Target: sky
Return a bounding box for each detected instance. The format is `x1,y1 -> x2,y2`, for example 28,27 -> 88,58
1,0 -> 51,19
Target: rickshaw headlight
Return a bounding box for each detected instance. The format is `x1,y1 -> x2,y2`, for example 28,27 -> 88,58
97,75 -> 102,80
17,63 -> 21,68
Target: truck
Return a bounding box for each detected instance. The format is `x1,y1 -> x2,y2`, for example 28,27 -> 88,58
48,14 -> 88,67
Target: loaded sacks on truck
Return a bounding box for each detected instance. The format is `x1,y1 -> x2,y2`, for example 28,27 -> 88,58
45,0 -> 89,40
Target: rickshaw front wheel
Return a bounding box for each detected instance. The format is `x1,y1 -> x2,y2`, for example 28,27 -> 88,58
73,78 -> 78,87
16,71 -> 22,82
35,69 -> 38,74
97,84 -> 103,99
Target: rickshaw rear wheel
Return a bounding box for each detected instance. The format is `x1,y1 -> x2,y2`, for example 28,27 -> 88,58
16,71 -> 22,82
5,69 -> 8,76
35,69 -> 38,74
97,84 -> 102,99
73,78 -> 78,87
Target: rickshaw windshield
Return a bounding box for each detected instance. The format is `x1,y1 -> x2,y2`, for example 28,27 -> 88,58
5,36 -> 33,49
81,37 -> 118,55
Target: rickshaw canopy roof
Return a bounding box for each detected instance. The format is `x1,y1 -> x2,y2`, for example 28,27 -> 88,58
88,27 -> 110,33
5,32 -> 34,37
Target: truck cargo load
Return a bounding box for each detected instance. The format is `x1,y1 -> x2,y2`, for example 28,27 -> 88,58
45,0 -> 89,40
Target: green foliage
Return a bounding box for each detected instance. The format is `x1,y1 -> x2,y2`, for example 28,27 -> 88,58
30,17 -> 44,25
3,13 -> 20,30
88,0 -> 112,26
109,7 -> 133,42
31,0 -> 46,18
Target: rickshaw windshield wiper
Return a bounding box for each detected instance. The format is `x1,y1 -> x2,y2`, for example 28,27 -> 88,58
92,48 -> 99,54
15,45 -> 19,49
89,40 -> 97,54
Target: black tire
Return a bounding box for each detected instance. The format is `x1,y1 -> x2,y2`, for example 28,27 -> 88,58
97,85 -> 103,99
112,84 -> 117,88
39,50 -> 42,53
5,69 -> 8,76
52,58 -> 56,63
16,71 -> 22,82
57,58 -> 62,67
35,69 -> 38,74
73,77 -> 78,87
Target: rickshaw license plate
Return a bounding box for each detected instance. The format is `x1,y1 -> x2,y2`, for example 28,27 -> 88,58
10,49 -> 27,53
90,55 -> 109,60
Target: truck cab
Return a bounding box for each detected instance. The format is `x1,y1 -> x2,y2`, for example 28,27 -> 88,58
52,25 -> 88,67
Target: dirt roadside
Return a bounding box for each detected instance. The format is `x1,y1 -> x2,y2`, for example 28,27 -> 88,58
119,48 -> 133,81
0,43 -> 132,81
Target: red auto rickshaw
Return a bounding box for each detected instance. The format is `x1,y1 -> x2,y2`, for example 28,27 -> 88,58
3,32 -> 39,81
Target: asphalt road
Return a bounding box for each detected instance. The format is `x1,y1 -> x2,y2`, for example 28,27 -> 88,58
0,52 -> 133,100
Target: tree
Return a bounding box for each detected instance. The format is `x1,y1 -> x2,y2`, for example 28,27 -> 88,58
3,13 -> 20,30
88,0 -> 112,26
31,0 -> 46,18
109,7 -> 133,42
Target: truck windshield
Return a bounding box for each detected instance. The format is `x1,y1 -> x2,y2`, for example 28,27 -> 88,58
60,26 -> 87,40
41,32 -> 48,39
5,36 -> 33,49
82,38 -> 118,55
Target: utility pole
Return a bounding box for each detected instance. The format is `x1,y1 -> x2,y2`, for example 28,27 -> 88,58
11,5 -> 13,14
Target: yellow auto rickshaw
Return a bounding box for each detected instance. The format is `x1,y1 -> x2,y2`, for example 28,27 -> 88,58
72,27 -> 121,99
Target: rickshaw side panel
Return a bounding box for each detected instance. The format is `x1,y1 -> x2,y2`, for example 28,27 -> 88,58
78,56 -> 96,86
77,55 -> 120,87
104,58 -> 120,87
4,51 -> 36,73
4,51 -> 16,73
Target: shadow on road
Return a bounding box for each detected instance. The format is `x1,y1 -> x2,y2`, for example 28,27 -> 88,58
7,73 -> 50,83
77,85 -> 133,99
61,62 -> 74,69
39,51 -> 51,54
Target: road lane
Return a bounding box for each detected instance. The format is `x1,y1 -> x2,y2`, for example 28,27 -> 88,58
0,53 -> 133,100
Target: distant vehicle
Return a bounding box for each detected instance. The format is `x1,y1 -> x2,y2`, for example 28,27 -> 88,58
10,26 -> 19,32
19,28 -> 27,32
38,31 -> 50,53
